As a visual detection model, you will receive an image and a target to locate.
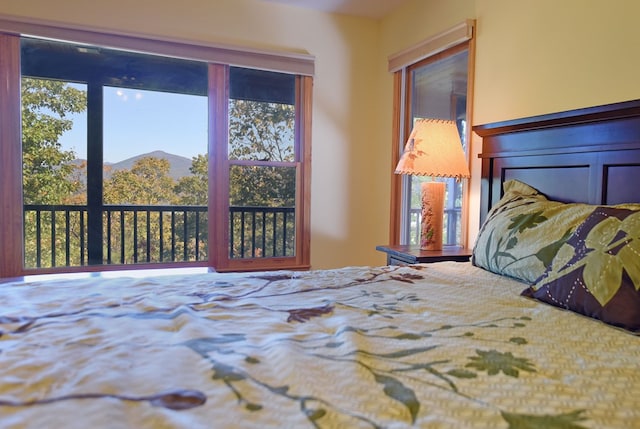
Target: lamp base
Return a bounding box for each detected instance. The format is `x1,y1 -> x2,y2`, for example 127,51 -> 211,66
420,181 -> 445,250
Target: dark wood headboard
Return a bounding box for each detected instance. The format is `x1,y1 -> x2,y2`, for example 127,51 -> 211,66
473,99 -> 640,224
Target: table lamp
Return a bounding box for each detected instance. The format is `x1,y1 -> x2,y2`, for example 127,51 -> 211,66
394,119 -> 471,250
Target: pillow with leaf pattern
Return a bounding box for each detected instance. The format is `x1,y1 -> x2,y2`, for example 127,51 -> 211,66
472,180 -> 594,283
522,206 -> 640,332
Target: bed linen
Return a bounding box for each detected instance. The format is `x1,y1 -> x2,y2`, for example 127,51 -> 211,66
1,262 -> 639,428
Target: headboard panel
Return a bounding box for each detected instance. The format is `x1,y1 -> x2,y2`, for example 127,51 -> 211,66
473,99 -> 640,224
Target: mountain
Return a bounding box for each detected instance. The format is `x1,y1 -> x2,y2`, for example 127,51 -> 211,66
74,150 -> 195,181
106,150 -> 194,180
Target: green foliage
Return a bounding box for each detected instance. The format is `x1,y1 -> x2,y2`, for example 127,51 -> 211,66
175,154 -> 208,205
22,78 -> 88,267
228,100 -> 295,207
102,157 -> 208,264
104,157 -> 175,205
21,78 -> 86,204
227,99 -> 297,258
228,100 -> 295,162
22,83 -> 297,267
229,165 -> 295,207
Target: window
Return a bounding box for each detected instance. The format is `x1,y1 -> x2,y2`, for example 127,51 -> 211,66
228,68 -> 296,259
388,22 -> 475,248
21,37 -> 210,268
212,65 -> 311,271
0,26 -> 312,277
402,48 -> 469,246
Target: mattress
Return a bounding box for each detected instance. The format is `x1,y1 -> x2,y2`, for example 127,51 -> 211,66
1,262 -> 639,428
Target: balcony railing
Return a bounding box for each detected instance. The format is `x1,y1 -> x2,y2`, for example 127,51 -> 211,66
23,204 -> 295,268
229,206 -> 295,259
408,207 -> 461,246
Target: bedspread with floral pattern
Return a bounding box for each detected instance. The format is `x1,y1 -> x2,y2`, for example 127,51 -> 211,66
1,262 -> 639,428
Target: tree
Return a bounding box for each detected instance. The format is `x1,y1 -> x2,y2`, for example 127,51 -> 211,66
22,78 -> 87,268
228,100 -> 296,207
228,100 -> 295,162
227,99 -> 297,258
102,157 -> 181,263
22,83 -> 297,267
175,154 -> 208,205
103,157 -> 175,205
21,78 -> 86,204
171,154 -> 209,261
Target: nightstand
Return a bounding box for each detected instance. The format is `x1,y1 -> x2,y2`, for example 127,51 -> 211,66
376,245 -> 472,266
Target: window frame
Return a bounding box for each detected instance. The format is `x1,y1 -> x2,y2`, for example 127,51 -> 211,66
0,34 -> 23,277
209,64 -> 312,272
0,20 -> 312,278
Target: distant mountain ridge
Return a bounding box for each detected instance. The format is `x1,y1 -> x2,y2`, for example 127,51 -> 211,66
76,150 -> 195,180
106,150 -> 194,180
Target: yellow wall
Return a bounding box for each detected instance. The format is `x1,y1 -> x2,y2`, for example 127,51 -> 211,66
3,0 -> 639,268
473,0 -> 640,124
381,0 -> 640,245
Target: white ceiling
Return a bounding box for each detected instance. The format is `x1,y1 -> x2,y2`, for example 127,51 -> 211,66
259,0 -> 410,19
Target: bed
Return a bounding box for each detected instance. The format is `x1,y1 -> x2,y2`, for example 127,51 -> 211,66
2,99 -> 640,428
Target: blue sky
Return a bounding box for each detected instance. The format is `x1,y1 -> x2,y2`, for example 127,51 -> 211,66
60,86 -> 208,163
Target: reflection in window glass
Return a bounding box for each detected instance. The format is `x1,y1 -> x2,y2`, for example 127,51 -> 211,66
404,50 -> 468,246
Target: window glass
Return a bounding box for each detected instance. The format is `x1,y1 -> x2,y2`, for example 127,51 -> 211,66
21,77 -> 87,267
402,49 -> 469,246
229,165 -> 296,258
21,37 -> 209,267
17,37 -> 310,272
228,68 -> 295,162
102,86 -> 208,263
228,67 -> 298,260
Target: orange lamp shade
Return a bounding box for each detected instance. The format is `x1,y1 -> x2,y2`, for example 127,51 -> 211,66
394,119 -> 470,250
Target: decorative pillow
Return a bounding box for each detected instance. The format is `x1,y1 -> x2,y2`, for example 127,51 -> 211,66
472,180 -> 594,283
522,206 -> 640,332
